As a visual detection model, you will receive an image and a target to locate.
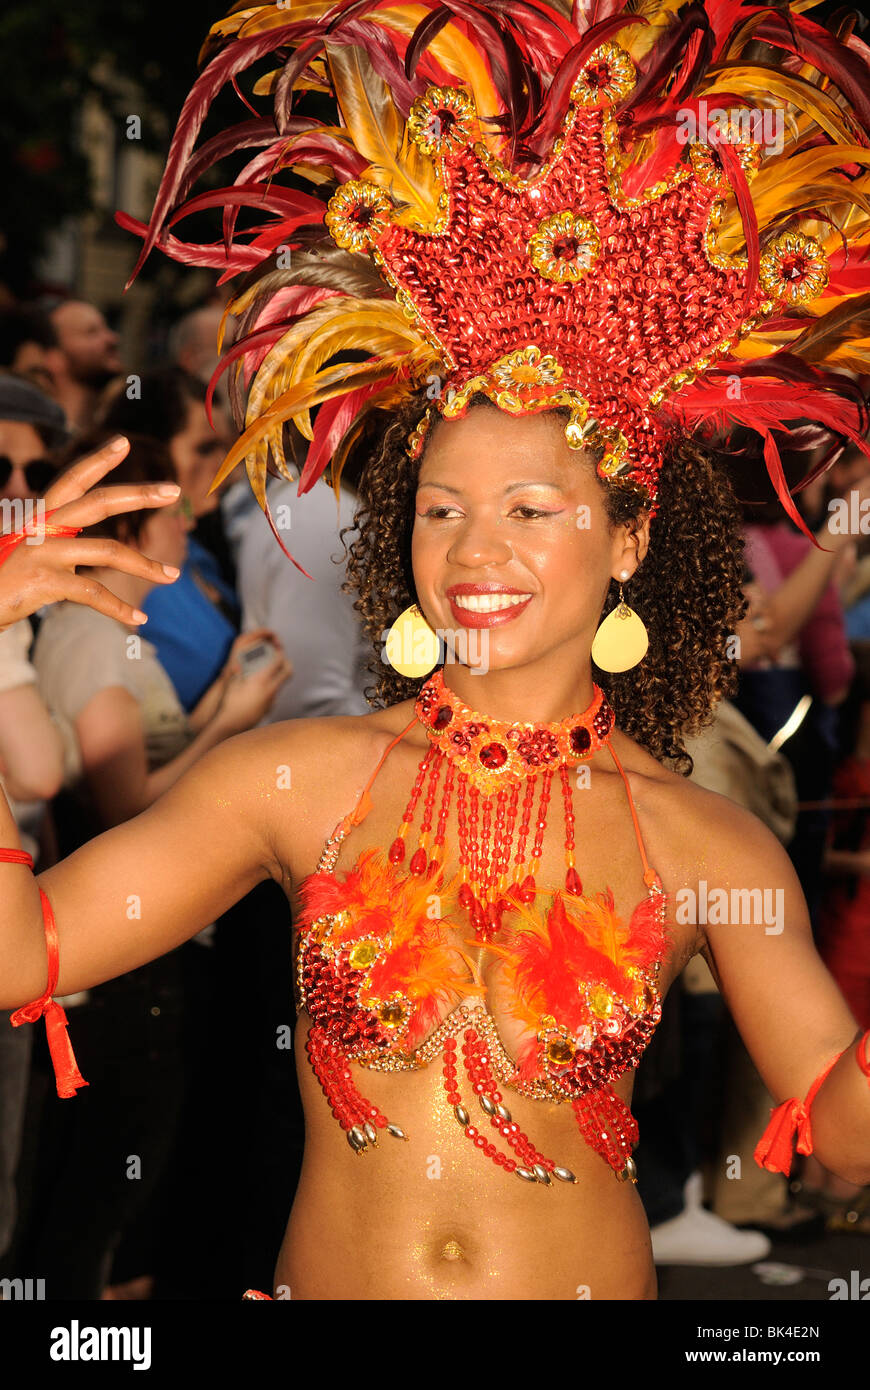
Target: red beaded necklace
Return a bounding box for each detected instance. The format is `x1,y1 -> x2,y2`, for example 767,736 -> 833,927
385,668 -> 615,940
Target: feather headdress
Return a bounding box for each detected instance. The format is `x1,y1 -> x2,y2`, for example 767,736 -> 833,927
122,0 -> 870,557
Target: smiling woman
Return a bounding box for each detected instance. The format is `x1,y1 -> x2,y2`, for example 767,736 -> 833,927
344,389 -> 745,770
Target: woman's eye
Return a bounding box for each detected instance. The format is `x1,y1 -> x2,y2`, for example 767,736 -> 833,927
418,503 -> 559,519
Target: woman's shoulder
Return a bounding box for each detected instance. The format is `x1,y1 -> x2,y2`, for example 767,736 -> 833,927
204,699 -> 419,881
214,698 -> 418,809
611,727 -> 794,884
266,697 -> 416,752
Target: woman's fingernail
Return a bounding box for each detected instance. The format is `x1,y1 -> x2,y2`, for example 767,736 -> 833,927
133,610 -> 148,624
108,435 -> 128,451
157,484 -> 182,496
162,564 -> 180,578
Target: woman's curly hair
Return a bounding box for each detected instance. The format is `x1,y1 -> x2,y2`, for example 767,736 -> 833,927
340,387 -> 746,774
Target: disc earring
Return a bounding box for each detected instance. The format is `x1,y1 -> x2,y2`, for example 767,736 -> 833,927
590,582 -> 648,673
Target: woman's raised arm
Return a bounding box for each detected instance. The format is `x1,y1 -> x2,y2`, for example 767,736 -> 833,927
0,440 -> 299,1010
0,721 -> 289,1010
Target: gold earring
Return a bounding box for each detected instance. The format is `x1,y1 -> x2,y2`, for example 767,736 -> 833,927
384,604 -> 441,677
591,583 -> 648,673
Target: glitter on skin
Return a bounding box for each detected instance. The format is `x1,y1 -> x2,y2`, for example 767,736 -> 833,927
440,1238 -> 464,1261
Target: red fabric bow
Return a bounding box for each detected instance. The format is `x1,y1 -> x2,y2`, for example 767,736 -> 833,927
9,884 -> 87,1099
754,1053 -> 842,1174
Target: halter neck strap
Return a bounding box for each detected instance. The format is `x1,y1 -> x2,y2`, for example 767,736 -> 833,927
315,715 -> 419,871
605,741 -> 661,890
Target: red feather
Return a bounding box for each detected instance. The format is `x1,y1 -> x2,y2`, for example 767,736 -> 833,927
114,210 -> 262,274
752,8 -> 870,134
126,22 -> 317,283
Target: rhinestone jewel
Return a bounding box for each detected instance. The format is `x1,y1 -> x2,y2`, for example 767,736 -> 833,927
545,1038 -> 576,1067
479,742 -> 508,768
587,986 -> 614,1019
348,941 -> 378,970
570,726 -> 591,754
377,1001 -> 405,1026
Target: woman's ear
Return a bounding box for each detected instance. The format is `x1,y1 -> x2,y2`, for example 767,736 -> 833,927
611,509 -> 651,580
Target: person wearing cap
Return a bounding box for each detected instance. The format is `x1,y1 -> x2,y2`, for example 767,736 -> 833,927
0,372 -> 67,1264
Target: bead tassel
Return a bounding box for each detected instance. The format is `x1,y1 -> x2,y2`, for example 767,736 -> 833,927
411,669 -> 615,939
442,1027 -> 577,1183
305,1025 -> 404,1153
572,1087 -> 638,1179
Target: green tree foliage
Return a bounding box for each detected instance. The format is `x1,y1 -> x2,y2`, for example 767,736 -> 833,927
0,1 -> 218,290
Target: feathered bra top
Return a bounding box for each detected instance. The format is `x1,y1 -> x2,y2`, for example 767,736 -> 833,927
294,837 -> 666,1090
123,0 -> 870,572
291,675 -> 668,1183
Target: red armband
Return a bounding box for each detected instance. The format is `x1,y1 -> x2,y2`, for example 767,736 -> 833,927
857,1031 -> 870,1081
0,510 -> 81,567
754,1051 -> 844,1175
2,847 -> 87,1098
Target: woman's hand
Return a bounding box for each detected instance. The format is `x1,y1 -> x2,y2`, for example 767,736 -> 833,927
0,437 -> 182,631
734,582 -> 775,664
220,628 -> 283,682
213,645 -> 294,736
189,629 -> 286,732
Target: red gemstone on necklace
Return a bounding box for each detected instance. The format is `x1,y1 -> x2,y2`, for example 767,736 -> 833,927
434,705 -> 453,730
458,882 -> 475,910
479,741 -> 508,769
570,726 -> 591,754
409,847 -> 428,876
388,837 -> 406,863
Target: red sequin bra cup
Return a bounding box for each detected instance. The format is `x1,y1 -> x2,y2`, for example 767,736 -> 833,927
294,671 -> 668,1186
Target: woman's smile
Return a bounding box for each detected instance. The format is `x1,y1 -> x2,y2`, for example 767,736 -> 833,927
447,583 -> 534,626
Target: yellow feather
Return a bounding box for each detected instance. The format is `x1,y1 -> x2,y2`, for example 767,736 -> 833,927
252,66 -> 330,96
750,146 -> 870,196
211,351 -> 421,492
234,2 -> 354,40
698,67 -> 858,148
325,42 -> 438,218
204,7 -> 262,43
245,298 -> 424,433
624,0 -> 690,63
716,178 -> 870,251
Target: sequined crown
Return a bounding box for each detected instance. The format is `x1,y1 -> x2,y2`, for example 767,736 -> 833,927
324,42 -> 826,504
124,0 -> 870,561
